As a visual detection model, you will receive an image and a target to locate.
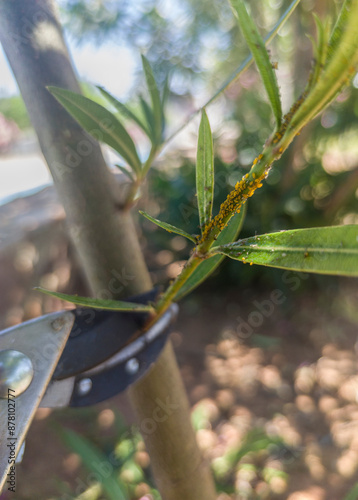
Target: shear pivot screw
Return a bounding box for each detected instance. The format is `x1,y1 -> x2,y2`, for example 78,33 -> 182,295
0,350 -> 34,398
125,358 -> 139,375
77,378 -> 92,396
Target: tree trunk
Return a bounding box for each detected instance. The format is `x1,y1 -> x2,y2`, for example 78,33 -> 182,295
0,1 -> 216,499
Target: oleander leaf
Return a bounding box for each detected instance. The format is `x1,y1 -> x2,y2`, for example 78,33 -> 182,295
48,86 -> 142,173
34,288 -> 153,311
160,72 -> 170,136
229,0 -> 282,129
139,94 -> 156,141
164,0 -> 301,145
141,55 -> 163,144
307,14 -> 331,90
116,164 -> 135,182
213,225 -> 358,276
97,85 -> 151,137
173,205 -> 247,301
327,0 -> 352,64
204,0 -> 301,111
287,0 -> 358,131
139,211 -> 197,243
196,110 -> 214,230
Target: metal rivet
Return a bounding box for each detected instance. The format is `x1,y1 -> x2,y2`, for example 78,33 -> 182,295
125,358 -> 140,375
0,350 -> 34,398
77,378 -> 92,396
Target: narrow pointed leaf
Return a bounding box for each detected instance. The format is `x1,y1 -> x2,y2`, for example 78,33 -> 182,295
196,110 -> 214,230
97,85 -> 151,137
165,0 -> 301,146
139,95 -> 156,141
116,164 -> 135,182
287,0 -> 358,131
327,0 -> 352,63
161,72 -> 170,134
229,0 -> 282,128
162,72 -> 170,109
174,205 -> 247,301
59,428 -> 127,500
307,15 -> 331,90
34,287 -> 153,312
214,225 -> 358,276
141,55 -> 163,144
139,210 -> 197,243
48,86 -> 142,173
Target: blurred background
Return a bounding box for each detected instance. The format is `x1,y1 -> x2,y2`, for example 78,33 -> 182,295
0,0 -> 358,499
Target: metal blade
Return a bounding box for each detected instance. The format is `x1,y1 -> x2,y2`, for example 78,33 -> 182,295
0,311 -> 74,492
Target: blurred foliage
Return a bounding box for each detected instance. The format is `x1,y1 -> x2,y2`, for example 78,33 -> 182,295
55,412 -> 161,500
345,482 -> 358,500
58,0 -> 304,97
58,0 -> 236,84
0,94 -> 30,129
56,409 -> 296,500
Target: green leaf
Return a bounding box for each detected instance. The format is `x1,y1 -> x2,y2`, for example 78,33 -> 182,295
327,0 -> 352,64
228,0 -> 282,129
213,225 -> 358,276
34,287 -> 154,312
47,86 -> 142,173
164,0 -> 301,146
139,95 -> 156,141
141,55 -> 163,144
196,110 -> 214,230
162,74 -> 170,108
307,14 -> 331,90
97,85 -> 151,137
59,428 -> 128,500
287,0 -> 358,132
344,482 -> 358,500
139,210 -> 197,243
116,164 -> 135,182
173,205 -> 247,301
226,428 -> 284,466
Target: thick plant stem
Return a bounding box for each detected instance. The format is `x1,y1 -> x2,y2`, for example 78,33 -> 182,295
129,341 -> 217,500
0,2 -> 216,499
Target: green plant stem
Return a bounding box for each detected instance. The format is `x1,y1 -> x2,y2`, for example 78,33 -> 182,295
124,145 -> 157,208
151,22 -> 358,320
124,177 -> 142,209
142,144 -> 158,176
146,253 -> 203,328
0,3 -> 217,499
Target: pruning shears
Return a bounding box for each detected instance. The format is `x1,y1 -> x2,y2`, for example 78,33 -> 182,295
0,289 -> 177,491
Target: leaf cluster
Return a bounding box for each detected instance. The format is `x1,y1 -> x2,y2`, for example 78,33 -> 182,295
40,0 -> 358,316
